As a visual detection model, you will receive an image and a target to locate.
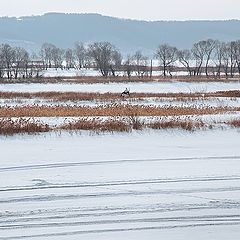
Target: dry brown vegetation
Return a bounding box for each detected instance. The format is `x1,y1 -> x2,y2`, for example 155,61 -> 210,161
0,84 -> 239,135
1,115 -> 239,135
60,118 -> 132,133
227,119 -> 240,128
0,104 -> 238,118
1,75 -> 240,84
0,76 -> 154,84
60,117 -> 206,133
0,117 -> 203,135
0,118 -> 50,135
148,118 -> 205,131
0,117 -> 204,135
0,90 -> 239,102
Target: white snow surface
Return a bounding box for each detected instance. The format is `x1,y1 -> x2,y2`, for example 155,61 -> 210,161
0,79 -> 240,239
0,129 -> 240,240
42,68 -> 101,77
0,81 -> 240,93
1,97 -> 239,108
41,68 -> 191,77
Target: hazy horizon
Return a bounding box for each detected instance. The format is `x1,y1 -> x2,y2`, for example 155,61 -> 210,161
1,12 -> 240,23
0,0 -> 239,21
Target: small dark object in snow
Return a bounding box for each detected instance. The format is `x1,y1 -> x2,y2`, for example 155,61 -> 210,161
121,88 -> 130,97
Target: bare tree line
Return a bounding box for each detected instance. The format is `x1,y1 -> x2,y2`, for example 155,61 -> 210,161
156,39 -> 240,78
1,39 -> 240,79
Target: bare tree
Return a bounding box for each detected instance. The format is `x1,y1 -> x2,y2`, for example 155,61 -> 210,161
132,51 -> 148,77
88,42 -> 120,77
12,47 -> 29,79
192,41 -> 205,76
28,52 -> 45,78
40,43 -> 57,69
133,51 -> 143,77
177,49 -> 193,76
0,45 -> 5,78
65,49 -> 75,69
221,43 -> 231,78
155,44 -> 178,77
0,44 -> 14,79
109,50 -> 122,76
203,39 -> 217,76
228,41 -> 237,78
123,55 -> 134,78
74,42 -> 86,69
214,41 -> 226,78
233,40 -> 240,75
52,47 -> 64,69
215,41 -> 239,79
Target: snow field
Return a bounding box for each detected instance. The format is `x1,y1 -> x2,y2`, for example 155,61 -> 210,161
0,130 -> 240,239
0,79 -> 239,239
0,81 -> 240,93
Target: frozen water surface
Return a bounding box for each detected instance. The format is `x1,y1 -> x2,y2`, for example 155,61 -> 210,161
0,129 -> 240,240
0,81 -> 240,93
0,79 -> 240,239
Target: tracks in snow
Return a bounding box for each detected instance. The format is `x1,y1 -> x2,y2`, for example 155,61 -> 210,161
0,155 -> 239,173
1,155 -> 240,239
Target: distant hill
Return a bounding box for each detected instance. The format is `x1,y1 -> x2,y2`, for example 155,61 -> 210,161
1,13 -> 240,55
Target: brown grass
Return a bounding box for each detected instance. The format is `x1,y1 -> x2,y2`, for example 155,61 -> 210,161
1,75 -> 240,84
0,90 -> 239,102
227,119 -> 240,128
60,118 -> 131,133
59,117 -> 205,133
0,118 -> 50,135
0,104 -> 238,118
0,115 -> 235,135
148,118 -> 205,131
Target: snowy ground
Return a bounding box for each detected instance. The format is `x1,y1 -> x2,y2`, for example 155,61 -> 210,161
0,97 -> 239,108
0,129 -> 240,240
40,68 -> 189,78
0,81 -> 240,93
40,66 -> 225,78
0,79 -> 239,239
1,113 -> 240,129
42,68 -> 101,77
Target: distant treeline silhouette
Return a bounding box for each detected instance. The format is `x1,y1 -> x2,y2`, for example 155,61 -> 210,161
1,39 -> 240,79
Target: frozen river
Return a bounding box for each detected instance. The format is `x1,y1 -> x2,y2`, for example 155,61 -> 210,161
0,129 -> 240,240
0,81 -> 240,93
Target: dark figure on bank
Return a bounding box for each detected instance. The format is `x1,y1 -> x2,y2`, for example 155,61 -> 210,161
121,88 -> 130,97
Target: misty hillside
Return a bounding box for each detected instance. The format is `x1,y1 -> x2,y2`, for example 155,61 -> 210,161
1,13 -> 240,55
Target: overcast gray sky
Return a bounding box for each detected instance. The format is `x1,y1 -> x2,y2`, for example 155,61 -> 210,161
0,0 -> 239,20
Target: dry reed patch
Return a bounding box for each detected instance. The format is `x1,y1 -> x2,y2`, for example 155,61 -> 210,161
148,118 -> 205,131
214,90 -> 240,98
59,117 -> 206,133
0,116 -> 219,135
0,118 -> 50,135
0,90 -> 239,102
59,117 -> 199,133
60,118 -> 131,133
0,104 -> 238,118
126,115 -> 145,130
0,76 -> 154,84
1,75 -> 240,84
74,76 -> 240,83
227,119 -> 240,128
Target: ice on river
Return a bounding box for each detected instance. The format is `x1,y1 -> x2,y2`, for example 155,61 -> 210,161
0,81 -> 240,93
0,129 -> 240,240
